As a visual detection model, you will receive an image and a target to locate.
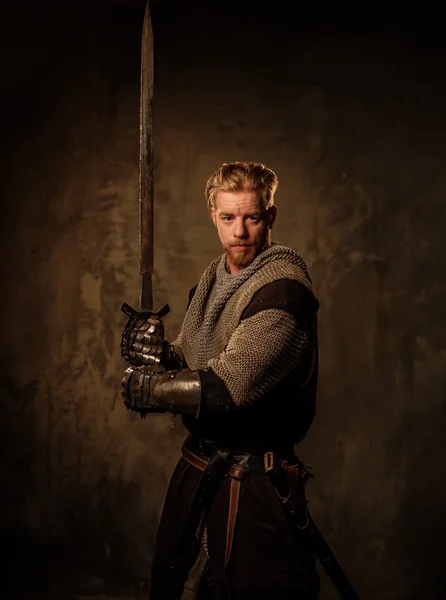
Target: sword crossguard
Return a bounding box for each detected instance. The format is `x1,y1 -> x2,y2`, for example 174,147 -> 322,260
121,302 -> 170,319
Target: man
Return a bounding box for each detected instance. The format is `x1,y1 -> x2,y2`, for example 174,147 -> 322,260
120,161 -> 320,600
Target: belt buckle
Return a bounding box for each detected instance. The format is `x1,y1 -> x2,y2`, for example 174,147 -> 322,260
264,450 -> 276,474
230,451 -> 251,470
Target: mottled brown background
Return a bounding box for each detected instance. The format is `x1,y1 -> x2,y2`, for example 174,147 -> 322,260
1,0 -> 445,598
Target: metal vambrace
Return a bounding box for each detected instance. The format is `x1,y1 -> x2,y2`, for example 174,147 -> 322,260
121,366 -> 201,417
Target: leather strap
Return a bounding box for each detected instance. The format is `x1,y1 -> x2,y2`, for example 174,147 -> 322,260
182,443 -> 208,471
179,447 -> 233,556
225,465 -> 247,566
182,445 -> 249,570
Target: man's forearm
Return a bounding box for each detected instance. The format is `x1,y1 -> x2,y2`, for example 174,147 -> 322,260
121,365 -> 235,417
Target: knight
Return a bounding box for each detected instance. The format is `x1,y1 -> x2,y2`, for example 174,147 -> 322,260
120,161 -> 320,600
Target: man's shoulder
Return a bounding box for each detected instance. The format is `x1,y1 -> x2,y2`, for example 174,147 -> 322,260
241,278 -> 319,321
257,243 -> 313,285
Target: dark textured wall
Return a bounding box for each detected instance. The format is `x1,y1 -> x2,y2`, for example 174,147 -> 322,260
1,1 -> 445,598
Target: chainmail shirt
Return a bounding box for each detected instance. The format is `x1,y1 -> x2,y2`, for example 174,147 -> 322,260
171,242 -> 316,407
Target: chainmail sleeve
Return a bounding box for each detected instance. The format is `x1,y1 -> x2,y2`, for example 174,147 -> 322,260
207,308 -> 313,408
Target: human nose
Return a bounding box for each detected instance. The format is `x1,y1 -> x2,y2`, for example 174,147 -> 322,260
233,217 -> 248,239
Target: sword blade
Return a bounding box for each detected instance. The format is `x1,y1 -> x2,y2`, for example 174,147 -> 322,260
139,0 -> 154,311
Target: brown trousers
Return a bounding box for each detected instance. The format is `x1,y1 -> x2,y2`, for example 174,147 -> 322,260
149,456 -> 319,600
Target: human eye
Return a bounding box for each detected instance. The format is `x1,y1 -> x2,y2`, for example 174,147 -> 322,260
221,215 -> 233,222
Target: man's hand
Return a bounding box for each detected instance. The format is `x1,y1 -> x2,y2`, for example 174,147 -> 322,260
121,305 -> 165,367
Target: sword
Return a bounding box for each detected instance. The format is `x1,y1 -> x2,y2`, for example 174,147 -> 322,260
267,459 -> 361,600
122,0 -> 169,322
309,516 -> 361,600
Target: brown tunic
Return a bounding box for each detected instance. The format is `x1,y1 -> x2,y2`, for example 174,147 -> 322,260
149,277 -> 320,600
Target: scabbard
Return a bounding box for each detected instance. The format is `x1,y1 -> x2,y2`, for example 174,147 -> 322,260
267,457 -> 361,600
179,446 -> 233,554
308,515 -> 361,600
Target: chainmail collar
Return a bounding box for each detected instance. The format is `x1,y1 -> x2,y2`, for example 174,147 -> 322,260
214,241 -> 311,290
186,242 -> 313,366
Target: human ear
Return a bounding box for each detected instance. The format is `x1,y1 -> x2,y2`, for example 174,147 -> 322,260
268,205 -> 278,228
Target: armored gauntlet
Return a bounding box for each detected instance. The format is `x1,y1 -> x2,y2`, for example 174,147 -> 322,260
121,366 -> 201,417
121,303 -> 186,370
121,309 -> 165,367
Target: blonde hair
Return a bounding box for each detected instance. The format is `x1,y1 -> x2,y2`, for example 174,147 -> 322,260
204,161 -> 279,213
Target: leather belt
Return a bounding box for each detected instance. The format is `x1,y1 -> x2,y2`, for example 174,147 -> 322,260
182,444 -> 208,471
183,437 -> 268,474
